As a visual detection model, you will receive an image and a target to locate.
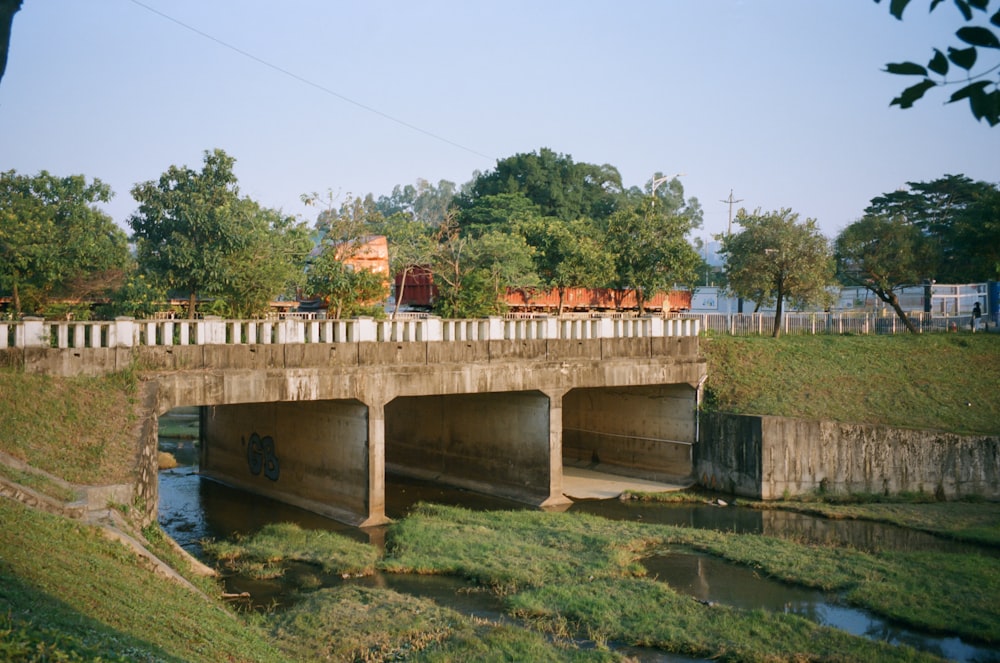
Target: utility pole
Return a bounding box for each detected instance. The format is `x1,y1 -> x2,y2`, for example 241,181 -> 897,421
719,189 -> 744,236
719,189 -> 744,315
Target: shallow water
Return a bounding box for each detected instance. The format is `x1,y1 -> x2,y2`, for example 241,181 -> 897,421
157,404 -> 996,663
643,552 -> 999,663
158,468 -> 1000,662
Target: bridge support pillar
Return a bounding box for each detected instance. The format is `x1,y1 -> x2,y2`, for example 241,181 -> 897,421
359,400 -> 387,528
541,389 -> 569,508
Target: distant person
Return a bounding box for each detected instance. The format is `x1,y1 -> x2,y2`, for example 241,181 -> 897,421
972,302 -> 982,332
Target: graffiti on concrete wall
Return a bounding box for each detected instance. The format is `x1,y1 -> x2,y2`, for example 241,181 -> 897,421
245,432 -> 280,481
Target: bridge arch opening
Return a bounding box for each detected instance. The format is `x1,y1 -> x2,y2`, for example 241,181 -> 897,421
198,398 -> 375,526
562,384 -> 696,484
384,390 -> 565,508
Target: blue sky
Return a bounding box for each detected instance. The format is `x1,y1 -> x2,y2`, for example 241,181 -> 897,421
1,1 -> 997,243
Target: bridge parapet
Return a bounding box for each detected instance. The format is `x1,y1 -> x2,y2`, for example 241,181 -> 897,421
1,314 -> 700,351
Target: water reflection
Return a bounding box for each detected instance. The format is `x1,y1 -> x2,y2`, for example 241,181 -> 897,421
570,498 -> 990,556
644,552 -> 1000,663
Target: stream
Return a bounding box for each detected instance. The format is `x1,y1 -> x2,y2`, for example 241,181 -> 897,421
158,424 -> 999,662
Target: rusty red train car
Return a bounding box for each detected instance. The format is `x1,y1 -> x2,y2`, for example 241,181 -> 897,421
504,286 -> 691,313
395,269 -> 690,314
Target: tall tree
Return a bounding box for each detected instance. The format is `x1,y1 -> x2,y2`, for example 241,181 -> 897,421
603,177 -> 702,314
219,204 -> 312,318
876,0 -> 1000,126
426,215 -> 509,318
864,174 -> 999,282
719,208 -> 835,338
515,216 -> 615,315
460,148 -> 623,222
953,185 -> 1000,280
129,149 -> 253,318
466,229 -> 538,308
835,215 -> 934,333
456,192 -> 543,237
0,169 -> 130,316
374,178 -> 457,227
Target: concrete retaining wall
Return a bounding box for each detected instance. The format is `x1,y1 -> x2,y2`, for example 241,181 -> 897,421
697,412 -> 1000,499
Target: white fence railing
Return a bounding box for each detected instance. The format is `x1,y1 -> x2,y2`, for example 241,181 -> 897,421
688,311 -> 992,336
0,315 -> 701,350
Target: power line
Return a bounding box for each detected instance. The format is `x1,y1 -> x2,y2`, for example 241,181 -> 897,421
125,0 -> 493,160
719,189 -> 744,236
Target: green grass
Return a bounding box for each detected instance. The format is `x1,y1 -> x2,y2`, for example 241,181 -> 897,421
702,334 -> 1000,435
0,463 -> 79,502
0,498 -> 288,663
203,522 -> 380,579
269,585 -> 617,662
0,368 -> 140,485
384,503 -> 968,660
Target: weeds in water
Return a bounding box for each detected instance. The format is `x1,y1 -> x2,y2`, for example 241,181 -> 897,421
203,522 -> 379,578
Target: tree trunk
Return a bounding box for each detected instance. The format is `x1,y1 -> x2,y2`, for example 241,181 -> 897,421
887,292 -> 919,334
557,287 -> 565,316
771,290 -> 784,338
392,267 -> 408,320
188,291 -> 197,319
11,278 -> 20,316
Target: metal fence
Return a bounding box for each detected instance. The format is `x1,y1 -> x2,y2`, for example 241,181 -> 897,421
683,311 -> 992,336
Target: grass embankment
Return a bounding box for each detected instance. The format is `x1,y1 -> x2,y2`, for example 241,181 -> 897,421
0,497 -> 286,662
0,368 -> 140,485
702,333 -> 1000,435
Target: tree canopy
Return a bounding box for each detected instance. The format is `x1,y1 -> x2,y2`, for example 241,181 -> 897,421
719,208 -> 835,337
130,149 -> 310,318
835,214 -> 934,333
604,177 -> 703,314
0,169 -> 130,317
877,0 -> 1000,126
459,148 -> 623,222
864,174 -> 1000,282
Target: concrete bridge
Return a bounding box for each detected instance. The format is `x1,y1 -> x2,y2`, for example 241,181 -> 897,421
2,315 -> 705,526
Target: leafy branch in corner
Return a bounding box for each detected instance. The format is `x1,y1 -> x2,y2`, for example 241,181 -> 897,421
877,0 -> 1000,125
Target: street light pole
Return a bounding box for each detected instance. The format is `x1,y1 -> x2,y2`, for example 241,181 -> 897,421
650,173 -> 685,208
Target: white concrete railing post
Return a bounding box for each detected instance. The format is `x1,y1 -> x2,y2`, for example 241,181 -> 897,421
200,317 -> 226,345
419,317 -> 441,342
486,317 -> 504,341
594,317 -> 614,339
353,317 -> 377,342
647,316 -> 664,337
279,318 -> 305,344
20,317 -> 47,348
114,317 -> 136,348
540,317 -> 558,340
